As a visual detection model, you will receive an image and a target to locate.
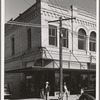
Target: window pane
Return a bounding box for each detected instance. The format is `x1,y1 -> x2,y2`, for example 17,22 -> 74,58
93,43 -> 96,51
62,29 -> 66,38
90,42 -> 92,50
63,39 -> 66,47
49,37 -> 55,45
78,29 -> 86,50
90,31 -> 96,51
49,28 -> 51,35
62,28 -> 68,48
90,42 -> 96,51
27,28 -> 31,49
78,35 -> 85,39
49,25 -> 57,46
78,40 -> 85,50
52,29 -> 56,36
11,37 -> 15,55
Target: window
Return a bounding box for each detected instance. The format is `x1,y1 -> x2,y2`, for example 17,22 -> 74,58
49,25 -> 57,46
62,28 -> 68,48
27,28 -> 31,49
78,29 -> 86,50
11,37 -> 15,55
89,31 -> 96,51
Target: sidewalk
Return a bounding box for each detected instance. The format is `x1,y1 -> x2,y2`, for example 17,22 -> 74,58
5,95 -> 80,100
49,95 -> 80,100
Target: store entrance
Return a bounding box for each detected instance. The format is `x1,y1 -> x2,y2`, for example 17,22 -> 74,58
25,70 -> 55,98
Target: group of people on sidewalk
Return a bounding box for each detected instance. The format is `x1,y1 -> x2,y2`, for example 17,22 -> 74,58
40,81 -> 69,100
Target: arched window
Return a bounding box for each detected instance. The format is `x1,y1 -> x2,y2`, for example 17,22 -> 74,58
78,28 -> 86,50
89,31 -> 96,51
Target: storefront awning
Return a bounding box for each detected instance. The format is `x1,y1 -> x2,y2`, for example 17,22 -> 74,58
5,66 -> 96,73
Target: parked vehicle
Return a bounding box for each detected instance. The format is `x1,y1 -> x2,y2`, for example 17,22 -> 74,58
4,83 -> 12,99
79,89 -> 95,100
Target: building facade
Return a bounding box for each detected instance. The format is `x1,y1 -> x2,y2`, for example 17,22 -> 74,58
5,0 -> 96,98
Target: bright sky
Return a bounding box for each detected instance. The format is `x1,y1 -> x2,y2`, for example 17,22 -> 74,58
5,0 -> 96,22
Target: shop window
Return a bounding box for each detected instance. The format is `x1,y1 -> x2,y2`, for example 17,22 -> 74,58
78,28 -> 86,50
49,25 -> 57,46
11,36 -> 15,55
27,28 -> 31,49
89,31 -> 96,51
62,28 -> 68,48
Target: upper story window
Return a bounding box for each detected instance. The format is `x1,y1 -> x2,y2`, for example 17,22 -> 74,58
11,36 -> 15,55
62,28 -> 68,48
27,28 -> 31,50
78,28 -> 86,50
49,25 -> 57,46
89,31 -> 96,52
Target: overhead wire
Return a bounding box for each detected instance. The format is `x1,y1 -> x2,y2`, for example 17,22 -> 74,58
6,21 -> 96,41
6,1 -> 96,64
6,21 -> 96,54
23,0 -> 32,6
50,0 -> 96,48
50,0 -> 94,68
54,0 -> 96,49
49,0 -> 78,51
48,0 -> 96,64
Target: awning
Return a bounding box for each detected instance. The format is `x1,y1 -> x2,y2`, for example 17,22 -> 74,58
5,66 -> 96,73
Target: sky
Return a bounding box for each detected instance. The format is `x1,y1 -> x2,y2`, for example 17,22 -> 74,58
5,0 -> 96,22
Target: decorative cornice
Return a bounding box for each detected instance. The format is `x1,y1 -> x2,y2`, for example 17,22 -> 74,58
41,7 -> 70,18
41,9 -> 96,28
74,18 -> 96,28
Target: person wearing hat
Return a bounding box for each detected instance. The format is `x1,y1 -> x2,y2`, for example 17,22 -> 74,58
44,81 -> 50,100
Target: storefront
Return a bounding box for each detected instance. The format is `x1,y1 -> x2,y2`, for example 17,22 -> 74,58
6,67 -> 96,98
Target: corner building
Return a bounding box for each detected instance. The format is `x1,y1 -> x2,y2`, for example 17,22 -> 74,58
5,0 -> 96,98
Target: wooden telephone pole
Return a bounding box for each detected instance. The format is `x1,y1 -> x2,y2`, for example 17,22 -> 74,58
49,5 -> 76,99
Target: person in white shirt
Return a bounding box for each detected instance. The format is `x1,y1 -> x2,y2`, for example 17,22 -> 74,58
44,81 -> 50,100
63,82 -> 69,100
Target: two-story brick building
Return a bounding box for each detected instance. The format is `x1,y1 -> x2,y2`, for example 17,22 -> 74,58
5,0 -> 96,98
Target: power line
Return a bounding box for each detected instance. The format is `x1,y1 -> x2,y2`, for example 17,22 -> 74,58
70,51 -> 85,69
23,0 -> 31,6
48,1 -> 96,69
6,21 -> 47,28
6,20 -> 96,41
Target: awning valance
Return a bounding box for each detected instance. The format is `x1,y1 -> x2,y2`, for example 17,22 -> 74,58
5,66 -> 96,73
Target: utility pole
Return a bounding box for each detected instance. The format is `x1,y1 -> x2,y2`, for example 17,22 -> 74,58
59,17 -> 63,97
49,15 -> 76,100
71,5 -> 74,53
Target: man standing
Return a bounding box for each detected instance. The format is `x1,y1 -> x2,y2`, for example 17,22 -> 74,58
63,82 -> 69,100
44,81 -> 50,100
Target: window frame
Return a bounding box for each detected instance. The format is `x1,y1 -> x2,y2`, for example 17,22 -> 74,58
78,29 -> 86,50
61,28 -> 69,48
11,36 -> 15,55
27,28 -> 32,50
49,25 -> 57,46
89,31 -> 96,52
